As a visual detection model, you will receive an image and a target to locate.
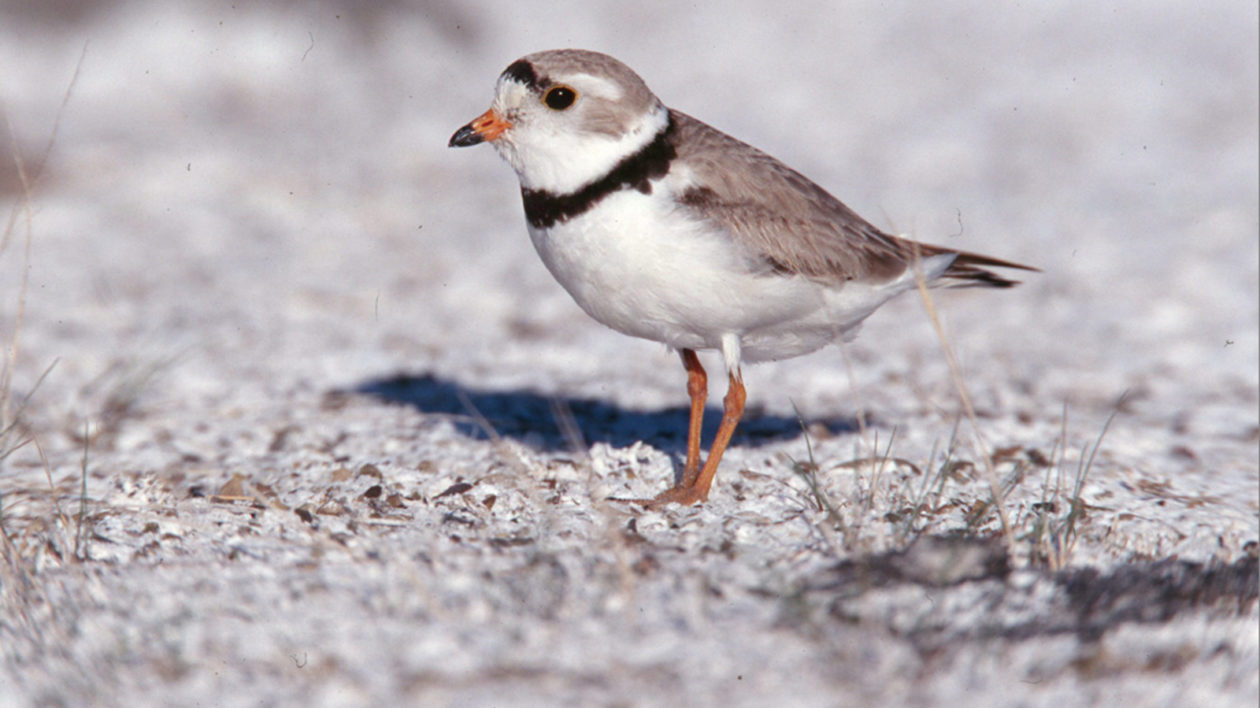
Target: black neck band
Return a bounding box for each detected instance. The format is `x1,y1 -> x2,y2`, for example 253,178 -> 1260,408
521,115 -> 677,229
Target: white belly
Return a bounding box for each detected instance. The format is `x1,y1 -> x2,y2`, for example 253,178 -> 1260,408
524,188 -> 932,364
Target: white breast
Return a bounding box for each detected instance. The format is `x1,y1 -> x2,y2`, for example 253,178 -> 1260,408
523,181 -> 943,363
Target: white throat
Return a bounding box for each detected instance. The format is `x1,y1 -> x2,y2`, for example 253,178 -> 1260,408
495,100 -> 670,195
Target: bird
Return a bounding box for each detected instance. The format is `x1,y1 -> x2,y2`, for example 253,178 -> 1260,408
448,49 -> 1035,507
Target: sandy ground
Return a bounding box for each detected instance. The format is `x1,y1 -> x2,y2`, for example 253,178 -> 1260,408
1,1 -> 1256,706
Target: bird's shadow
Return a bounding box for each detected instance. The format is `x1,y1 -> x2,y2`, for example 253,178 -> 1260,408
349,372 -> 859,457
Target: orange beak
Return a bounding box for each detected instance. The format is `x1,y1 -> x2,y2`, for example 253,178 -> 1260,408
448,109 -> 511,147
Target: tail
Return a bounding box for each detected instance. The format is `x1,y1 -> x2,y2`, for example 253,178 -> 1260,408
919,245 -> 1039,289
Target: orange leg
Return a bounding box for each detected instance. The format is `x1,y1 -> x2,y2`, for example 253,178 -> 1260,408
648,369 -> 746,507
679,349 -> 707,488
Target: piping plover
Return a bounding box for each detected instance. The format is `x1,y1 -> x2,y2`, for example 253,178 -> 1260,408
449,49 -> 1035,507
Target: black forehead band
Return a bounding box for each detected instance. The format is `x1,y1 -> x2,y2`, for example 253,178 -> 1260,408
501,59 -> 551,90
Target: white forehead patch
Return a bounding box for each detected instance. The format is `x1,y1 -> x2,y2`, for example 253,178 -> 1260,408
566,73 -> 624,101
492,79 -> 531,111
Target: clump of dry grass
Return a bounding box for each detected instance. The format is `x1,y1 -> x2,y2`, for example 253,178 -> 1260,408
1022,395 -> 1125,569
2,50 -> 91,658
780,262 -> 1123,568
787,393 -> 1120,569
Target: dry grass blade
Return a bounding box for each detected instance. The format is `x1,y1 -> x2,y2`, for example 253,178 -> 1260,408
789,402 -> 845,523
834,339 -> 871,447
0,359 -> 58,453
1053,390 -> 1126,567
859,425 -> 900,523
548,397 -> 587,457
454,388 -> 503,443
1,43 -> 85,427
1027,402 -> 1068,565
1025,393 -> 1125,569
786,402 -> 850,554
1,44 -> 85,597
1,42 -> 86,252
74,421 -> 90,561
912,258 -> 1014,546
896,418 -> 962,545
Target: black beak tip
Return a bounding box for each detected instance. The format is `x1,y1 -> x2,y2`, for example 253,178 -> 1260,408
448,124 -> 484,148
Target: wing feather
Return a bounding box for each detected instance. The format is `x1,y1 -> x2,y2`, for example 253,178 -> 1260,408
667,110 -> 1037,287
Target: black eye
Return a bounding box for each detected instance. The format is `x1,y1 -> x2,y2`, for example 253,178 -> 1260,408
543,86 -> 577,110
